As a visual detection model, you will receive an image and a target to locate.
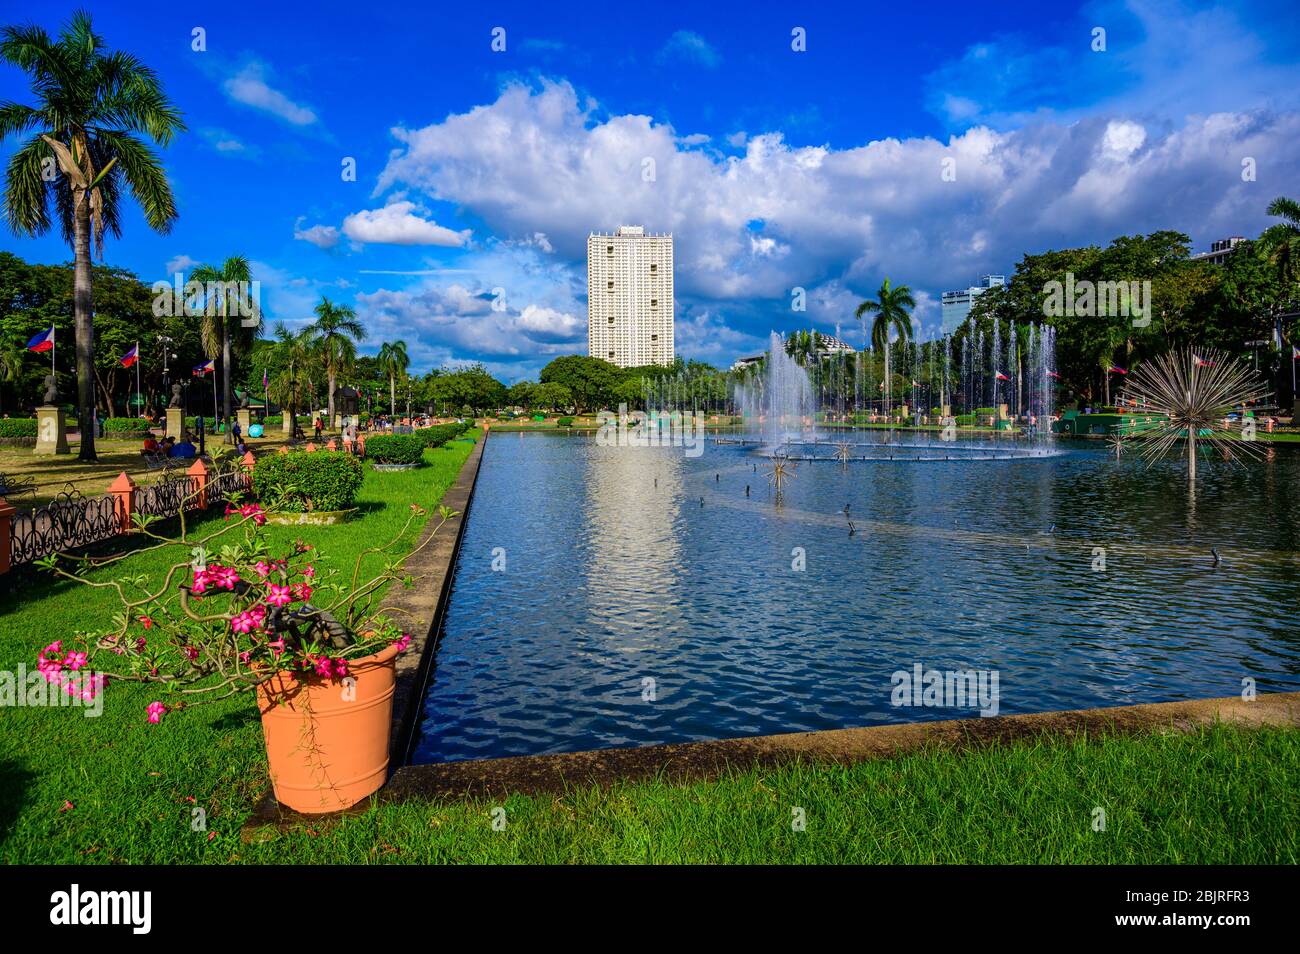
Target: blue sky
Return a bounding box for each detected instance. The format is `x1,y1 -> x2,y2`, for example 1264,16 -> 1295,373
2,0 -> 1299,381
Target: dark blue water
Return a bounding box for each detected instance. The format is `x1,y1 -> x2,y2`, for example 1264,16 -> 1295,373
412,431 -> 1300,763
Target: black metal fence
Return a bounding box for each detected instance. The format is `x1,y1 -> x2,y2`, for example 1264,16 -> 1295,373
8,485 -> 123,567
4,465 -> 254,571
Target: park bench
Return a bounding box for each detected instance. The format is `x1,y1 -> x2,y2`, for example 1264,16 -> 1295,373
142,452 -> 180,472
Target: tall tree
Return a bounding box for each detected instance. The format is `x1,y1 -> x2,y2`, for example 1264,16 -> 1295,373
376,339 -> 409,416
191,256 -> 258,439
0,10 -> 183,460
855,278 -> 915,413
306,297 -> 363,427
266,322 -> 315,433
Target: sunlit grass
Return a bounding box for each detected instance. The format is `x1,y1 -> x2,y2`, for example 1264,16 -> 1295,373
0,434 -> 478,863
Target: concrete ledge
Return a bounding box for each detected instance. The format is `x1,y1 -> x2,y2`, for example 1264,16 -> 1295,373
242,433 -> 488,840
384,691 -> 1300,802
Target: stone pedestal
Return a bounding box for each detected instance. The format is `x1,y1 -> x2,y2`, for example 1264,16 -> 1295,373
941,404 -> 951,417
166,407 -> 184,439
34,406 -> 70,455
283,413 -> 293,434
236,409 -> 252,436
998,403 -> 1009,420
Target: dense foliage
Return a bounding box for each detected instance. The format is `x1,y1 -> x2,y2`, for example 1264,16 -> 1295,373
363,434 -> 424,465
253,450 -> 364,512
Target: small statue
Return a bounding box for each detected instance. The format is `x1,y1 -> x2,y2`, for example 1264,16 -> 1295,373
43,373 -> 58,405
239,389 -> 250,409
169,382 -> 183,408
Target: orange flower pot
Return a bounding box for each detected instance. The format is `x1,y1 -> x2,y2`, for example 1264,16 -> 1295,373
256,641 -> 401,814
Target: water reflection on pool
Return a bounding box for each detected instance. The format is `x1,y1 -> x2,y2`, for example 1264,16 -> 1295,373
412,431 -> 1300,763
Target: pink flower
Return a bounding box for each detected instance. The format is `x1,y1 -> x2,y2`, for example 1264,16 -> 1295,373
211,565 -> 240,590
146,702 -> 167,724
240,503 -> 267,526
291,583 -> 312,602
302,564 -> 315,580
135,637 -> 147,651
191,568 -> 209,594
60,800 -> 74,813
230,611 -> 259,634
392,634 -> 412,653
224,503 -> 235,521
267,639 -> 286,656
140,615 -> 153,630
43,640 -> 62,655
238,651 -> 252,664
313,656 -> 333,678
331,658 -> 349,679
254,561 -> 273,579
182,645 -> 199,662
64,651 -> 87,671
265,584 -> 292,607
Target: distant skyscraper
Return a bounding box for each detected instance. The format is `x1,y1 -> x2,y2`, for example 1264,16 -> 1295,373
941,274 -> 1006,335
588,226 -> 674,368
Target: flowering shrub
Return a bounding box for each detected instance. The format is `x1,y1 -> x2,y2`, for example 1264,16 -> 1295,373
36,494 -> 459,725
252,450 -> 363,512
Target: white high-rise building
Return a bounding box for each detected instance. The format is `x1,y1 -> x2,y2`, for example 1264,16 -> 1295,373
941,274 -> 1005,335
587,226 -> 674,368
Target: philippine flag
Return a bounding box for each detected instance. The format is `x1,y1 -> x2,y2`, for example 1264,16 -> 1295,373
995,371 -> 1010,381
120,343 -> 139,368
192,359 -> 215,376
1108,366 -> 1128,375
1193,354 -> 1215,367
1293,346 -> 1299,360
1047,371 -> 1062,380
26,326 -> 54,352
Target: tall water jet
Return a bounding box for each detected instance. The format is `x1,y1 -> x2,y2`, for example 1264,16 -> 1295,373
735,332 -> 817,445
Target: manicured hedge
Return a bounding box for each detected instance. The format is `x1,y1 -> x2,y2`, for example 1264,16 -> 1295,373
104,417 -> 151,433
364,434 -> 424,465
415,422 -> 468,449
0,418 -> 38,438
253,450 -> 363,512
557,417 -> 575,427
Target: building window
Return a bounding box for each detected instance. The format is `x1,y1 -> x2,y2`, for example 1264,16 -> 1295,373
607,281 -> 613,289
608,317 -> 614,324
651,334 -> 658,341
650,264 -> 657,272
608,351 -> 615,358
650,299 -> 657,307
606,246 -> 613,254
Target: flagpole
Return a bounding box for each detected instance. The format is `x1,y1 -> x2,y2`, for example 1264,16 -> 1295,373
135,342 -> 141,419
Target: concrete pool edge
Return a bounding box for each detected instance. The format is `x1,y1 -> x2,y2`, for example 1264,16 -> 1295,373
383,430 -> 490,768
379,691 -> 1300,802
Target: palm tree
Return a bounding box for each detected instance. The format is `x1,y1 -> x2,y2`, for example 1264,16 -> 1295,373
376,339 -> 410,416
306,297 -> 363,427
267,323 -> 315,435
191,256 -> 259,441
855,278 -> 915,414
0,340 -> 23,415
1,11 -> 183,461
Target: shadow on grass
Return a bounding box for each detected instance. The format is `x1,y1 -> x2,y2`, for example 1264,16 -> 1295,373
0,758 -> 36,848
208,708 -> 259,732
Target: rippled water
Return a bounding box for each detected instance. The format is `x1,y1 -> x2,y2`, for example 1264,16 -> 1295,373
412,431 -> 1300,763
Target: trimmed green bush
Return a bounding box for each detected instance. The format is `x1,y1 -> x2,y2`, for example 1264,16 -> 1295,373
0,418 -> 38,438
557,417 -> 575,427
415,422 -> 466,449
253,450 -> 363,512
104,416 -> 151,433
364,434 -> 425,465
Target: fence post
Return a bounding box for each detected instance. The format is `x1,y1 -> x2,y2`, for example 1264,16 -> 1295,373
0,498 -> 14,575
107,472 -> 137,534
305,442 -> 317,452
187,458 -> 209,510
325,438 -> 337,450
240,451 -> 256,491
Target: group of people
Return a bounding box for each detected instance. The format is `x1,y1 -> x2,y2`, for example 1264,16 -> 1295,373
140,433 -> 195,459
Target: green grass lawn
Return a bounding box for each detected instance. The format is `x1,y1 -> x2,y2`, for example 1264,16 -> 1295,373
0,433 -> 478,864
237,724 -> 1299,864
